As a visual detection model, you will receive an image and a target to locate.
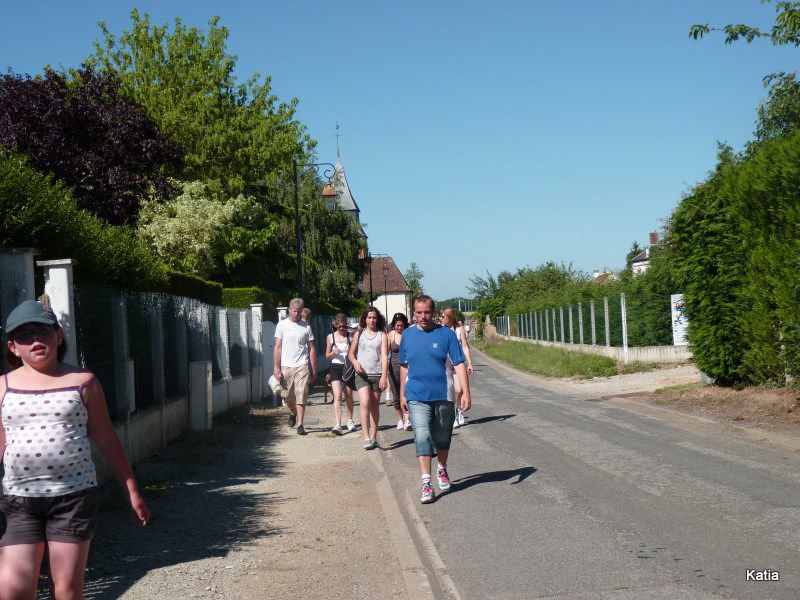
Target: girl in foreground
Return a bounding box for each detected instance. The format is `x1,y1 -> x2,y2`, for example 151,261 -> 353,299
0,300 -> 149,599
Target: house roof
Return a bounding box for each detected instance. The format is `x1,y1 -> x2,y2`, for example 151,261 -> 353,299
630,248 -> 650,264
357,256 -> 411,294
333,157 -> 360,214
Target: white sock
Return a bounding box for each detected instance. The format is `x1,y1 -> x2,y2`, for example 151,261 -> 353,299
421,473 -> 431,482
437,463 -> 446,471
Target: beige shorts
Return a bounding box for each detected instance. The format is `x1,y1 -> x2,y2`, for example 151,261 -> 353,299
281,365 -> 310,406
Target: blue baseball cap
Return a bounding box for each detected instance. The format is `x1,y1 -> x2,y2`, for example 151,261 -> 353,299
4,300 -> 59,334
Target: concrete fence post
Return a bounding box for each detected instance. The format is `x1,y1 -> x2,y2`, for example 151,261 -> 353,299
250,303 -> 264,402
590,300 -> 597,345
110,294 -> 135,451
218,309 -> 231,382
621,293 -> 629,364
568,305 -> 574,344
544,310 -> 549,341
36,259 -> 78,365
189,361 -> 213,431
604,297 -> 611,347
578,302 -> 584,345
150,296 -> 166,448
534,311 -> 539,340
0,248 -> 39,317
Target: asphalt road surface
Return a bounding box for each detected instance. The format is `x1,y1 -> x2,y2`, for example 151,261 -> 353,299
379,352 -> 800,599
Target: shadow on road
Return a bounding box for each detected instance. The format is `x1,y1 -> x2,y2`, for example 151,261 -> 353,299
71,404 -> 288,600
452,466 -> 537,492
462,413 -> 515,426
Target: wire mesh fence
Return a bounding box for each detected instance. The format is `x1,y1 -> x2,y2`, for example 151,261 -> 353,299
497,293 -> 675,350
73,285 -> 259,419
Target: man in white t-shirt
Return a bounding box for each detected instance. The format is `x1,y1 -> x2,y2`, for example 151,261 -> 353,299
274,298 -> 317,435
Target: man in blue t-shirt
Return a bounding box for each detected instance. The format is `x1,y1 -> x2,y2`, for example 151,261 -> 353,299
400,295 -> 472,504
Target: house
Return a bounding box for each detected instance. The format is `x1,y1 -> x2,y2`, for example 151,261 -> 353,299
357,256 -> 412,320
630,231 -> 660,275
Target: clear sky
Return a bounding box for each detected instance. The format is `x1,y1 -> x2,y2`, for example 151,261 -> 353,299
1,1 -> 798,299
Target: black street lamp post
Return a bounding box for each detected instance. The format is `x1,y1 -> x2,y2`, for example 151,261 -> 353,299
293,159 -> 337,299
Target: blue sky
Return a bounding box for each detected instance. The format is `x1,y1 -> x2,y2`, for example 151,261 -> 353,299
2,1 -> 798,299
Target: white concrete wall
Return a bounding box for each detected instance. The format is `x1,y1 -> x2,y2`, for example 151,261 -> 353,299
373,292 -> 410,319
501,335 -> 693,364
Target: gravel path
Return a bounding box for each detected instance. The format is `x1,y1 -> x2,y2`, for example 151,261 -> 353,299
78,391 -> 407,599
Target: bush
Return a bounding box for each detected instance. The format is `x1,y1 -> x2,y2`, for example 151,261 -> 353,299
0,152 -> 167,291
166,269 -> 223,305
222,286 -> 275,309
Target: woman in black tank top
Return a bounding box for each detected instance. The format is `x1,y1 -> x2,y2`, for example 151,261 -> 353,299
388,312 -> 410,430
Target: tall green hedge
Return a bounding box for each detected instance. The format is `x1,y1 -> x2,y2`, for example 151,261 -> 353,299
168,270 -> 223,305
222,286 -> 275,309
0,152 -> 167,291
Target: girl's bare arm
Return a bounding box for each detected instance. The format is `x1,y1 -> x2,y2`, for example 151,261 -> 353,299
460,326 -> 474,372
84,377 -> 150,525
348,330 -> 363,373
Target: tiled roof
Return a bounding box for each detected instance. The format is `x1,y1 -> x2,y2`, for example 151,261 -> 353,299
357,256 -> 411,294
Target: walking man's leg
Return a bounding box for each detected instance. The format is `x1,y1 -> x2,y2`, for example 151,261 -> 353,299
408,401 -> 437,503
431,401 -> 456,491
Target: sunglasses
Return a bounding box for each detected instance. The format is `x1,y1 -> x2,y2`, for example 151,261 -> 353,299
12,325 -> 56,344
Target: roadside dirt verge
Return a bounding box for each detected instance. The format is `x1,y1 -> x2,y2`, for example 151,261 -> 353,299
80,396 -> 407,599
633,383 -> 800,436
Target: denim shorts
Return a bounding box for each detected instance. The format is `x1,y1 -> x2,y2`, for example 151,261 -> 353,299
408,400 -> 456,457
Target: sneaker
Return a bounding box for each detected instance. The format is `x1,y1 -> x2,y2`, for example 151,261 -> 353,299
452,417 -> 461,429
371,438 -> 379,449
436,466 -> 451,491
457,409 -> 466,426
396,419 -> 404,430
404,420 -> 412,431
347,419 -> 357,432
331,424 -> 344,435
297,424 -> 307,436
288,413 -> 297,428
420,480 -> 435,504
363,438 -> 373,450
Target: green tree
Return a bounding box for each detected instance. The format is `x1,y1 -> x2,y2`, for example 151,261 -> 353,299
690,1 -> 800,47
625,241 -> 643,268
405,262 -> 424,299
138,180 -> 243,280
87,10 -> 313,192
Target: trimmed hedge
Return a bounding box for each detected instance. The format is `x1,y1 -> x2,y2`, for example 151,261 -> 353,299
167,269 -> 223,305
222,286 -> 275,309
0,151 -> 167,291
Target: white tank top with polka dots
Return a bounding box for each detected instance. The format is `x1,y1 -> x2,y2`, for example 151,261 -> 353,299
1,377 -> 97,497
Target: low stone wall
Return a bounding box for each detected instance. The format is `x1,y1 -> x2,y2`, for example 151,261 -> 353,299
501,335 -> 693,364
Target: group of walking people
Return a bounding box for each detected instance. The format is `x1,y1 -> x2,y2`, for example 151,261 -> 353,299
273,295 -> 474,504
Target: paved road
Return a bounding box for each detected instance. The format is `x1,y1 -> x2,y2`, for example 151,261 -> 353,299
379,351 -> 800,599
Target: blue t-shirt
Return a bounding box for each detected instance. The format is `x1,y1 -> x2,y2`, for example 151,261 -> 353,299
398,324 -> 465,402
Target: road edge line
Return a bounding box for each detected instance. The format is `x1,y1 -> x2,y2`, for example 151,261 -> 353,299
369,442 -> 463,600
369,449 -> 436,599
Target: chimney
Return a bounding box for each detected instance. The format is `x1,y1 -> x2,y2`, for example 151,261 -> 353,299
649,231 -> 659,246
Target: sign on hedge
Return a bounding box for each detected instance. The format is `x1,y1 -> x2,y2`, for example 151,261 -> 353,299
671,294 -> 689,346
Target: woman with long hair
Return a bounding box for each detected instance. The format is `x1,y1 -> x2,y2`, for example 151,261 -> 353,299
348,307 -> 388,449
440,307 -> 474,427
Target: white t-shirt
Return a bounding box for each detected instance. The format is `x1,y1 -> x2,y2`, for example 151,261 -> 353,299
275,318 -> 315,368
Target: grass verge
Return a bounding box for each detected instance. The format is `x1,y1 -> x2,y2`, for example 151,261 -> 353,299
475,339 -> 658,379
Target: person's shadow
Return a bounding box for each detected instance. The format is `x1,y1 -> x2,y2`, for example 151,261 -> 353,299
452,467 -> 536,492
462,414 -> 515,426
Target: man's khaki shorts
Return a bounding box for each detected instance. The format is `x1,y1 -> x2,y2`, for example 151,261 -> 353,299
281,365 -> 310,406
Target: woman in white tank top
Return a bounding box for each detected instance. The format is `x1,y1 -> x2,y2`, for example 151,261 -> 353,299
325,314 -> 356,435
348,307 -> 389,449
